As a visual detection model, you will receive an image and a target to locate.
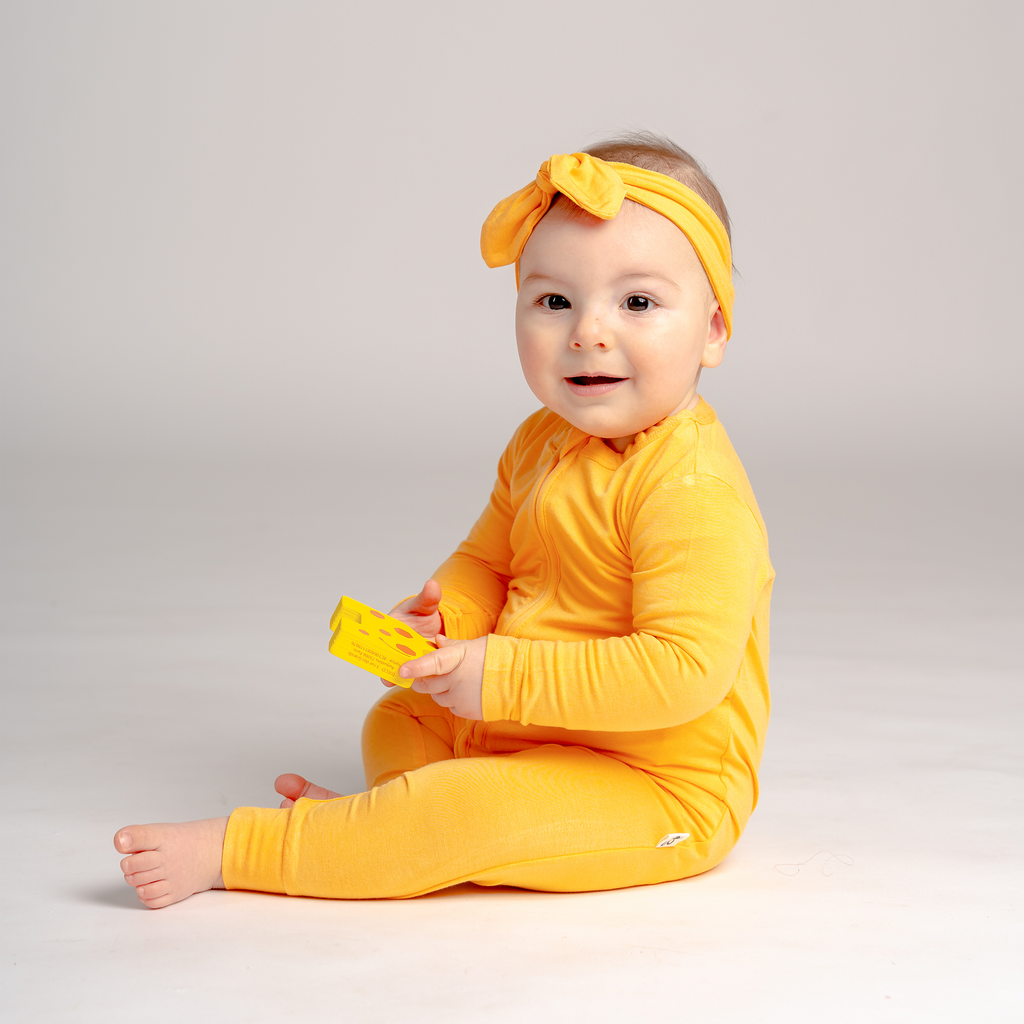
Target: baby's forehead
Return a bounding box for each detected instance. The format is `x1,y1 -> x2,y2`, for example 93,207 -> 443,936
535,199 -> 705,269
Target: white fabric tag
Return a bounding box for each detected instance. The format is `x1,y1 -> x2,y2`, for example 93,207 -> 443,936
656,832 -> 690,848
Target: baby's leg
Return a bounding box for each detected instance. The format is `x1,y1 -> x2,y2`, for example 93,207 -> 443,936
223,743 -> 728,899
114,818 -> 228,910
361,686 -> 459,787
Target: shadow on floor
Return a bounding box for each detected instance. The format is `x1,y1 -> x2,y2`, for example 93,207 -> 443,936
82,883 -> 148,909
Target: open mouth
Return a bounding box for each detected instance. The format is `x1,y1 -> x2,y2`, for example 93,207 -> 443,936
567,375 -> 626,386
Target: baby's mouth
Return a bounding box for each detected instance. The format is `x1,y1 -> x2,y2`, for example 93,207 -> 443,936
564,374 -> 628,397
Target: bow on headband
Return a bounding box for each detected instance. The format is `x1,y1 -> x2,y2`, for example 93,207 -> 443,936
480,152 -> 734,337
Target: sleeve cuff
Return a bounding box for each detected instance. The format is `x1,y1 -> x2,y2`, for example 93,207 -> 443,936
222,806 -> 289,893
481,632 -> 521,722
438,597 -> 498,643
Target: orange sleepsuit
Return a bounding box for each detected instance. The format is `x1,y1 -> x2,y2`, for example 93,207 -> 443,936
222,398 -> 773,898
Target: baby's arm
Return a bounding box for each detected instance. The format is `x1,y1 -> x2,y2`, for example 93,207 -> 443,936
481,473 -> 771,733
401,474 -> 768,731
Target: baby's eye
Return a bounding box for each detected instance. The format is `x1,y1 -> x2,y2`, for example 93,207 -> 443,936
625,295 -> 652,312
540,294 -> 571,310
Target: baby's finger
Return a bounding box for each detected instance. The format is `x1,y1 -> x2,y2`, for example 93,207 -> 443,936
410,675 -> 451,695
392,579 -> 442,618
399,642 -> 465,681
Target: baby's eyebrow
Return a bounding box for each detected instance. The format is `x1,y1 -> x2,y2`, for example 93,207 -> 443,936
619,272 -> 680,287
519,272 -> 562,287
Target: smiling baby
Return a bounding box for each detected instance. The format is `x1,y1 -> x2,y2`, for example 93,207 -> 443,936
115,132 -> 773,906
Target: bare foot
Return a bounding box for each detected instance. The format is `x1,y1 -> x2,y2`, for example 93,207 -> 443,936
114,818 -> 228,909
274,773 -> 342,808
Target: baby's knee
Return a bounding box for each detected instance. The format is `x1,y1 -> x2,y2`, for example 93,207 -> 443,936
361,687 -> 459,788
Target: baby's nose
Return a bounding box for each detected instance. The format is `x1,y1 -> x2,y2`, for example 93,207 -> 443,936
570,314 -> 612,349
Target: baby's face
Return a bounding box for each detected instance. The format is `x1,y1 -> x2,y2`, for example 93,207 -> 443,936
515,200 -> 727,451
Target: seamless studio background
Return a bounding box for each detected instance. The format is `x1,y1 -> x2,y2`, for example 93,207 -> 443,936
2,2 -> 1021,1022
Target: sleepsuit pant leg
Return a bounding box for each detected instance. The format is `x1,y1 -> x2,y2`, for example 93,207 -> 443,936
223,688 -> 739,899
361,686 -> 459,788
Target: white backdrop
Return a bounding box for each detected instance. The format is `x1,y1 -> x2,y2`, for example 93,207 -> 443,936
3,0 -> 1021,478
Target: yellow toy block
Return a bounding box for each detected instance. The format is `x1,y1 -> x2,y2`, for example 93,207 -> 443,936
328,595 -> 437,687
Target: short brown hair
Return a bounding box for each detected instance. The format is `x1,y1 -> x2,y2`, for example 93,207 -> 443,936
552,130 -> 732,241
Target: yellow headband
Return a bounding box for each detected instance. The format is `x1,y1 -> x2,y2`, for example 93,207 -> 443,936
480,152 -> 734,338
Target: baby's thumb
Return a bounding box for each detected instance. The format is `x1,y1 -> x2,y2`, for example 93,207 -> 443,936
411,579 -> 442,613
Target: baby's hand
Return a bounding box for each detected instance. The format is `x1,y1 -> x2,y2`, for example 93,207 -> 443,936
388,579 -> 444,638
379,580 -> 445,688
399,635 -> 486,720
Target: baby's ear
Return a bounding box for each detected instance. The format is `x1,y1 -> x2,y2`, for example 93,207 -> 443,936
700,305 -> 729,369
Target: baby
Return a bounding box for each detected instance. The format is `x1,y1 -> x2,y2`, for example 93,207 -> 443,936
115,133 -> 773,907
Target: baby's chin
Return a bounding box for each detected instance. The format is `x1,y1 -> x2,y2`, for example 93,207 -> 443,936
555,401 -> 696,445
552,406 -> 649,446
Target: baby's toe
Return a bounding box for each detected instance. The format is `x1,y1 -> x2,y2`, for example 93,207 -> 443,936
135,880 -> 170,903
139,891 -> 178,910
120,850 -> 161,875
114,824 -> 161,854
274,773 -> 308,802
125,866 -> 166,886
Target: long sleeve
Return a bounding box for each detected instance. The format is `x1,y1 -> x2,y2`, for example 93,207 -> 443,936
481,472 -> 771,733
